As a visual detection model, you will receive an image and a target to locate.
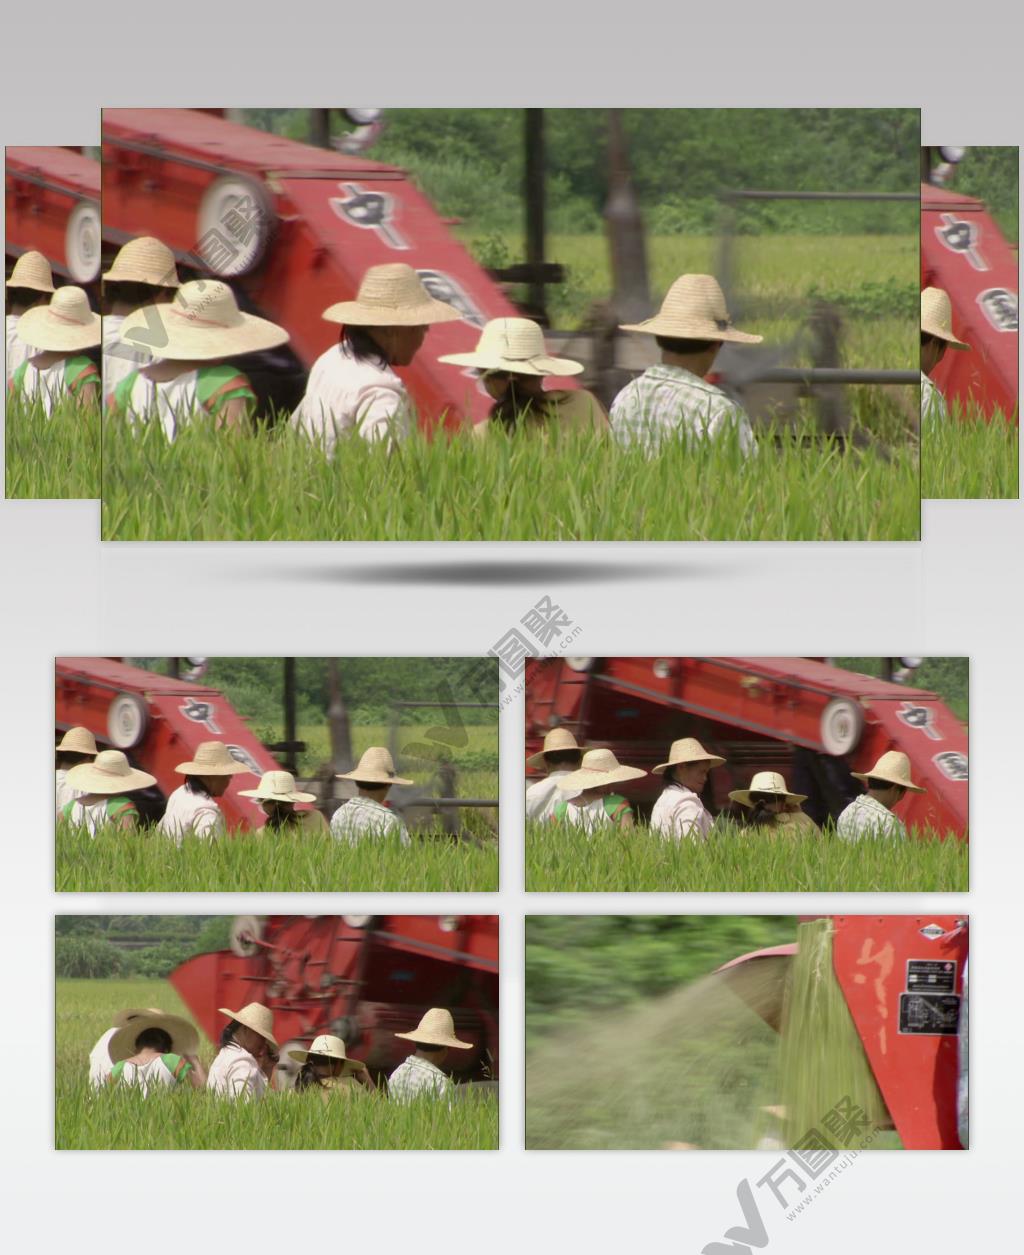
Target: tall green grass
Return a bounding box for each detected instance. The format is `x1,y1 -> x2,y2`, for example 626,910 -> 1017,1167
525,819 -> 968,892
922,410 -> 1019,499
5,393 -> 100,499
57,979 -> 497,1150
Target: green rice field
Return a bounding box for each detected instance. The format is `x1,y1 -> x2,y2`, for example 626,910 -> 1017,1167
5,393 -> 100,499
922,407 -> 1019,499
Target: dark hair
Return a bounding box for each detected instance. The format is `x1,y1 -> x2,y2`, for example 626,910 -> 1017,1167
135,1027 -> 173,1053
56,750 -> 93,770
655,335 -> 718,355
262,801 -> 299,830
354,780 -> 390,793
920,332 -> 937,347
104,280 -> 176,309
749,792 -> 782,805
220,1020 -> 240,1047
489,379 -> 541,430
185,775 -> 212,796
748,800 -> 781,828
295,1055 -> 335,1090
414,1042 -> 447,1056
545,750 -> 582,768
342,326 -> 389,367
867,777 -> 903,794
6,286 -> 48,309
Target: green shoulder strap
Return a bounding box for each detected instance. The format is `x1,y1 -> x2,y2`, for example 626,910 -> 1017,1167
603,794 -> 631,821
105,796 -> 137,821
113,370 -> 139,415
108,1061 -> 126,1085
65,355 -> 99,392
11,361 -> 29,392
197,362 -> 256,413
164,1053 -> 191,1081
61,800 -> 75,821
552,799 -> 569,822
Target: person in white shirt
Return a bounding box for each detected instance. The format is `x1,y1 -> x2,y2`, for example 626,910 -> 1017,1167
388,1008 -> 473,1102
291,262 -> 462,455
56,725 -> 98,819
552,748 -> 646,832
5,250 -> 54,384
835,750 -> 925,841
920,286 -> 971,424
101,235 -> 179,400
525,727 -> 585,820
331,747 -> 413,846
105,1009 -> 207,1094
207,1002 -> 278,1100
89,1006 -> 162,1090
158,740 -> 254,845
61,750 -> 156,835
649,737 -> 727,841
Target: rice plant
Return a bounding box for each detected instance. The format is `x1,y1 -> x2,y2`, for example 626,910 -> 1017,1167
5,392 -> 100,499
922,406 -> 1019,499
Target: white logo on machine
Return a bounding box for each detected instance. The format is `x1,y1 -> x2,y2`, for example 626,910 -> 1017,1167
977,287 -> 1018,333
895,702 -> 943,741
330,182 -> 409,250
416,269 -> 485,327
935,214 -> 989,271
227,745 -> 263,774
933,751 -> 968,781
179,699 -> 222,735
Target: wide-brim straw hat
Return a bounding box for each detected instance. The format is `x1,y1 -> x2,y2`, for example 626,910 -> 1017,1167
6,250 -> 55,293
219,1001 -> 278,1047
108,1011 -> 199,1062
119,280 -> 289,361
557,747 -> 647,791
66,749 -> 157,795
175,740 -> 254,776
394,1007 -> 473,1050
322,263 -> 463,327
526,727 -> 584,769
653,737 -> 727,776
438,317 -> 584,377
921,286 -> 971,351
57,726 -> 98,756
729,771 -> 807,809
239,770 -> 317,804
336,746 -> 414,786
287,1034 -> 364,1067
112,1006 -> 164,1029
17,286 -> 100,352
620,273 -> 762,344
851,750 -> 926,794
103,235 -> 180,288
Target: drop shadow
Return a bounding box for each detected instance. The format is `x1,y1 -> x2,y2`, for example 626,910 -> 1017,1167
278,558 -> 718,587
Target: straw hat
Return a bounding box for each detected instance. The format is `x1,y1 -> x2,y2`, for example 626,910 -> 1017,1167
108,1010 -> 199,1062
921,287 -> 971,351
67,749 -> 156,794
526,727 -> 584,769
557,747 -> 647,791
438,317 -> 584,377
57,726 -> 98,756
239,770 -> 317,804
394,1008 -> 473,1050
112,1006 -> 164,1028
6,250 -> 55,293
620,274 -> 762,344
729,771 -> 807,809
219,1001 -> 278,1047
851,750 -> 926,794
653,737 -> 727,776
336,746 -> 414,787
17,286 -> 100,352
103,236 -> 180,288
119,280 -> 289,361
174,740 -> 254,776
322,263 -> 462,327
287,1034 -> 364,1067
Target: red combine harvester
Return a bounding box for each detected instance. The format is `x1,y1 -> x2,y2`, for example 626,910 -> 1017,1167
101,108 -> 525,428
170,915 -> 499,1083
718,914 -> 967,1149
55,657 -> 286,830
5,147 -> 102,293
525,657 -> 968,837
921,181 -> 1018,422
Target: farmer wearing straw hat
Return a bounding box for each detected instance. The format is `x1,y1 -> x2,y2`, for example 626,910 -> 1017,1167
291,262 -> 461,455
106,1009 -> 207,1095
388,1008 -> 473,1101
438,317 -> 609,436
526,728 -> 585,821
112,280 -> 289,439
552,748 -> 646,832
920,287 -> 971,424
289,1034 -> 375,1099
89,1006 -> 163,1090
5,251 -> 55,383
650,737 -> 726,841
239,770 -> 329,834
60,750 -> 156,836
330,747 -> 413,846
157,740 -> 254,844
836,750 -> 925,841
728,771 -> 821,836
208,1002 -> 278,1099
55,726 -> 98,818
102,236 -> 180,396
10,286 -> 101,414
610,274 -> 761,456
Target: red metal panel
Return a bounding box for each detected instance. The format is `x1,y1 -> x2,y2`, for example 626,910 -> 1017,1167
5,147 -> 100,279
921,182 -> 1018,422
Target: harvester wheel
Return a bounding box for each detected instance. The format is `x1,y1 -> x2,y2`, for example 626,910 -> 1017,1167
820,697 -> 864,756
65,200 -> 101,283
229,915 -> 266,957
198,175 -> 275,276
107,692 -> 148,749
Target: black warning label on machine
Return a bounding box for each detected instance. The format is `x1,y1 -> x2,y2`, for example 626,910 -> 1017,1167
898,992 -> 961,1035
906,959 -> 957,994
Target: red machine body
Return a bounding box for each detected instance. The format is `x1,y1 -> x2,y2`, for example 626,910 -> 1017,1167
101,109 -> 527,430
921,182 -> 1018,422
719,914 -> 967,1150
5,147 -> 101,290
55,657 -> 287,830
170,914 -> 499,1077
525,657 -> 968,837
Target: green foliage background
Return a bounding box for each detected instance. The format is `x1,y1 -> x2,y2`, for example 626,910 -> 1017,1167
952,146 -> 1019,240
55,916 -> 230,980
834,656 -> 969,721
